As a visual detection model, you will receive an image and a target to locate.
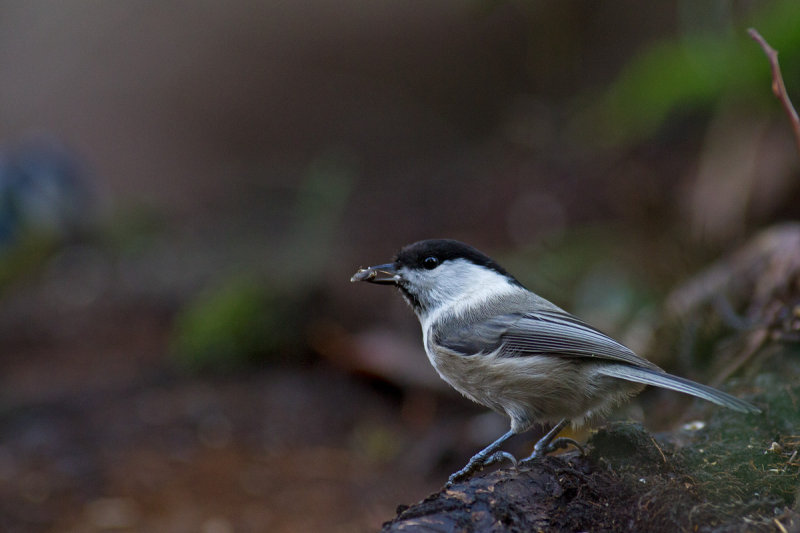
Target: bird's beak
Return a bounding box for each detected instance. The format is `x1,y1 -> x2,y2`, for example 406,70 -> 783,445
350,263 -> 399,285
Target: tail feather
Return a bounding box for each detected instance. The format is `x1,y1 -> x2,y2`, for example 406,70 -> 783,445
598,365 -> 760,414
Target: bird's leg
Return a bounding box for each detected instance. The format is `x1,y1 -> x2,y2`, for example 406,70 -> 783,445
524,418 -> 583,460
446,429 -> 516,487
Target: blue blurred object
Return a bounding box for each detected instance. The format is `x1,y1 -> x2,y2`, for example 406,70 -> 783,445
0,139 -> 93,250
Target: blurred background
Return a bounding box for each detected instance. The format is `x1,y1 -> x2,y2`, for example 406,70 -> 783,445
0,1 -> 798,532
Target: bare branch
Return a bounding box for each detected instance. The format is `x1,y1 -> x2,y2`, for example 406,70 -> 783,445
748,28 -> 800,158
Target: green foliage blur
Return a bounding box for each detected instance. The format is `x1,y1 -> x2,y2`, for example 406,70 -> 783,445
168,149 -> 356,374
0,231 -> 59,292
587,0 -> 800,146
170,277 -> 303,373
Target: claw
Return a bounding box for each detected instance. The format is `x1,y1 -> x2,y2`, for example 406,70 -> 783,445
445,429 -> 516,488
484,450 -> 518,468
548,437 -> 585,456
523,418 -> 586,462
525,437 -> 585,463
446,454 -> 489,487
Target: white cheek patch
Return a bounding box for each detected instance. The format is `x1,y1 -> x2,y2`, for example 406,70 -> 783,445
415,259 -> 519,329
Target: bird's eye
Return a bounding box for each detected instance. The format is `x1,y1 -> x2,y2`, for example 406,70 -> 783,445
423,256 -> 439,270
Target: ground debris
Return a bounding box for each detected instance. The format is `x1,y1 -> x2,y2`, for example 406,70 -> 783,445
383,414 -> 800,533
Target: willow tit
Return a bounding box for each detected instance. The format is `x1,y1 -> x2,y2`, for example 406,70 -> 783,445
351,239 -> 760,486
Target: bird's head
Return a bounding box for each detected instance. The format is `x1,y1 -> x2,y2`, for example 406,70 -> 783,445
351,239 -> 522,317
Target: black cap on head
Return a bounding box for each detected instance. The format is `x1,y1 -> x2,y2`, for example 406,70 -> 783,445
395,239 -> 521,284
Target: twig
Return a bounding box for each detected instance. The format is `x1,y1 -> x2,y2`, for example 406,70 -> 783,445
774,517 -> 789,533
648,435 -> 667,464
748,28 -> 800,157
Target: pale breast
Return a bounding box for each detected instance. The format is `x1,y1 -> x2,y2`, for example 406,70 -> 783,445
425,338 -> 643,432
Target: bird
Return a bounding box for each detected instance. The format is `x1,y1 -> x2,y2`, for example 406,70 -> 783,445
351,239 -> 760,486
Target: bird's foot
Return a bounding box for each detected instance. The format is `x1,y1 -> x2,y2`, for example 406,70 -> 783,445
445,429 -> 516,488
446,455 -> 484,488
484,450 -> 518,468
446,451 -> 518,488
523,437 -> 585,463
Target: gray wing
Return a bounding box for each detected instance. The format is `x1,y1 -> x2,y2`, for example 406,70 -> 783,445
435,306 -> 761,414
437,308 -> 661,371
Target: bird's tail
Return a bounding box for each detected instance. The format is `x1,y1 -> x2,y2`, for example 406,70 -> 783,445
597,365 -> 760,414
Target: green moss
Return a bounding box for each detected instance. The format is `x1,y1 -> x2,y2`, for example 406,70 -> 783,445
588,355 -> 800,528
676,374 -> 800,515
